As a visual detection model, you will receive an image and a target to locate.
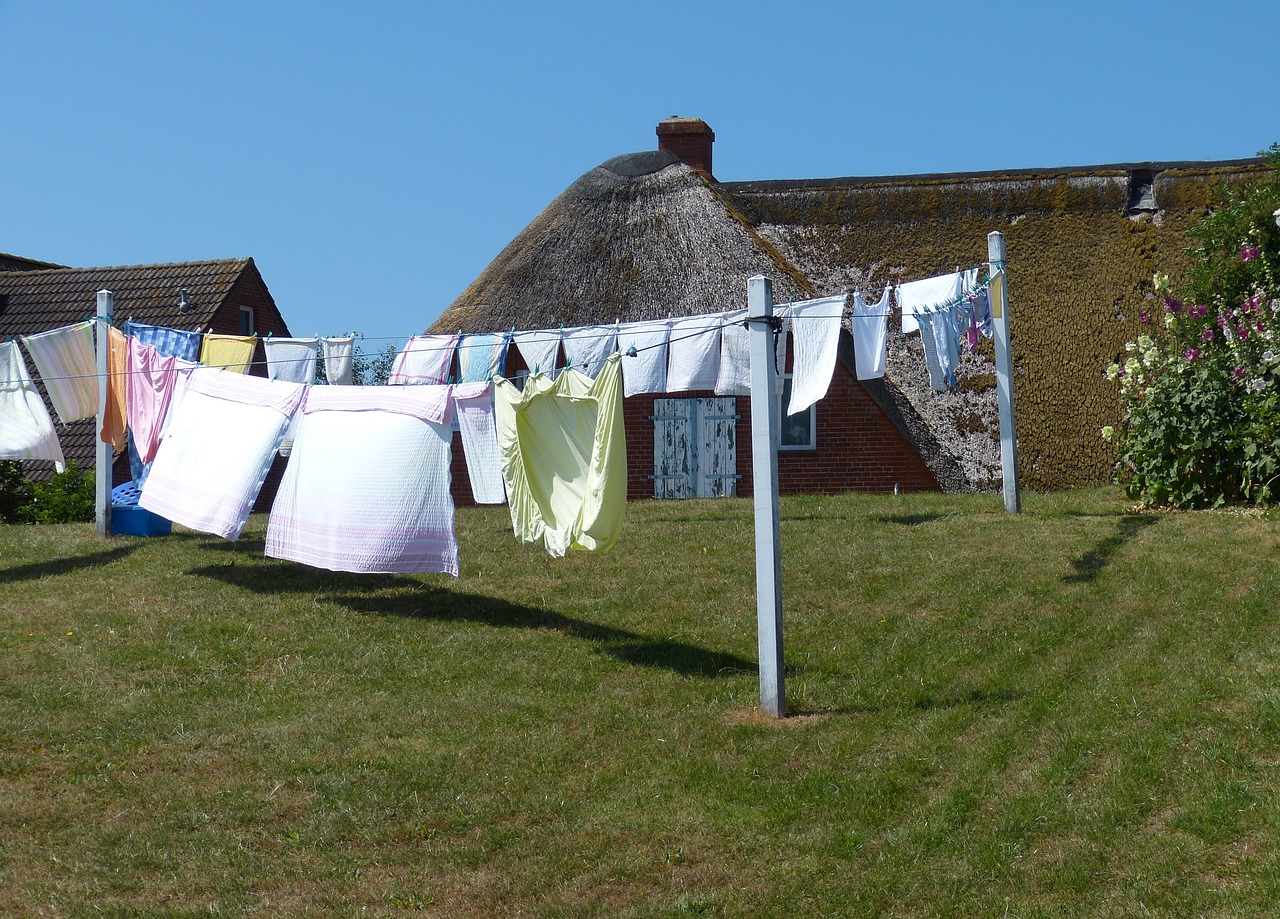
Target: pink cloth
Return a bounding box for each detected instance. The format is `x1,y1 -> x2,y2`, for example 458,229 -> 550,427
126,337 -> 178,464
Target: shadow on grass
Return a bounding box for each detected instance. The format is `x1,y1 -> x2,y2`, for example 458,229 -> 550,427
188,564 -> 756,679
872,512 -> 945,526
0,544 -> 140,584
1063,514 -> 1158,584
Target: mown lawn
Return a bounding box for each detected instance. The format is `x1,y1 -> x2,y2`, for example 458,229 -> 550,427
2,488 -> 1279,917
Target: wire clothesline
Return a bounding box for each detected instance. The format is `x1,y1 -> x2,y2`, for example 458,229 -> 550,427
3,270 -> 997,387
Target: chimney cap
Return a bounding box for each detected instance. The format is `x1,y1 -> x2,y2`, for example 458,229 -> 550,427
656,117 -> 715,141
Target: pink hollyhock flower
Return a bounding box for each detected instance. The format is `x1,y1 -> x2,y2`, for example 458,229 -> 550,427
1185,348 -> 1202,361
1139,309 -> 1150,323
1165,297 -> 1183,314
1242,244 -> 1261,262
1195,304 -> 1209,318
1202,328 -> 1215,342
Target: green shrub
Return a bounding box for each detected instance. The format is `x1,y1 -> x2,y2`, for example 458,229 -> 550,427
13,461 -> 96,524
0,460 -> 32,523
1108,144 -> 1280,507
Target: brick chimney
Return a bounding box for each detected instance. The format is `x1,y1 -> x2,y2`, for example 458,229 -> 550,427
656,117 -> 715,179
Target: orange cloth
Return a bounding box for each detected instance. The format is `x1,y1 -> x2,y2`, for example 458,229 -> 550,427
99,326 -> 128,450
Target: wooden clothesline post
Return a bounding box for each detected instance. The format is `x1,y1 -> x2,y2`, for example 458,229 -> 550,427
747,274 -> 785,717
94,289 -> 114,538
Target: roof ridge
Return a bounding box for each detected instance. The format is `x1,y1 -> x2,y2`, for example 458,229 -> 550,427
0,256 -> 252,277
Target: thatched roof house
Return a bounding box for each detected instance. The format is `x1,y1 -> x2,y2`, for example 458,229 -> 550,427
434,119 -> 1269,492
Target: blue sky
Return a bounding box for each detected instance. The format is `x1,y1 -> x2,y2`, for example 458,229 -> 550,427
4,1 -> 1278,347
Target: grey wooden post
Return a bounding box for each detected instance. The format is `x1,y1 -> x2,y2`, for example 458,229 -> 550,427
747,275 -> 785,717
95,290 -> 114,537
988,232 -> 1021,514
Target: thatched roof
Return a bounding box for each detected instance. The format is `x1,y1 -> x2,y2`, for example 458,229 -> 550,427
431,151 -> 816,333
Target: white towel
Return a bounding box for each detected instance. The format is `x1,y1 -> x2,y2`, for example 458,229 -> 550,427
453,382 -> 506,504
0,341 -> 64,471
898,271 -> 964,334
139,369 -> 307,540
322,336 -> 356,385
512,328 -> 562,379
561,324 -> 618,379
20,321 -> 98,424
616,319 -> 670,397
264,337 -> 319,385
851,287 -> 890,381
787,295 -> 845,416
265,385 -> 459,575
667,312 -> 725,393
389,334 -> 458,385
715,309 -> 751,395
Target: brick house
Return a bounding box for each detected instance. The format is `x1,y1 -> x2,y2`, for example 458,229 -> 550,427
0,256 -> 293,507
432,118 -> 1269,499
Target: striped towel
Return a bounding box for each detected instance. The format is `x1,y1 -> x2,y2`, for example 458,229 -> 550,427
457,331 -> 512,383
0,341 -> 64,471
388,334 -> 458,385
453,382 -> 505,504
265,384 -> 459,575
139,369 -> 307,540
20,320 -> 98,424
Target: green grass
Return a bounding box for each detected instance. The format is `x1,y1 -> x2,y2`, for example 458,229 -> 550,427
2,488 -> 1280,916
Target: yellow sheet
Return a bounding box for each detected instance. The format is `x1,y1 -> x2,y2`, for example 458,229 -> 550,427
494,353 -> 626,557
200,334 -> 257,374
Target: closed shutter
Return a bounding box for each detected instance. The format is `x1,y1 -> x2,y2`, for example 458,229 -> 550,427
652,397 -> 740,498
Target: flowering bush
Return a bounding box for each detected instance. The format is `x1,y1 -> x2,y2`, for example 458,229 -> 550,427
1108,145 -> 1280,507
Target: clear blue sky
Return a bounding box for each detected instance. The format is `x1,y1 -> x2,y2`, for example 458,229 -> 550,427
4,1 -> 1277,347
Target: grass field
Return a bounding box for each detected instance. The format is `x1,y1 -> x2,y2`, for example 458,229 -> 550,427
2,488 -> 1280,917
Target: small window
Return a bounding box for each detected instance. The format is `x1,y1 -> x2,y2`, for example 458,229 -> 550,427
238,306 -> 255,335
778,376 -> 816,451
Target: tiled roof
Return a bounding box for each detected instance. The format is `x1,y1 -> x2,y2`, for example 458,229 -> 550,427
0,259 -> 256,479
0,258 -> 252,337
0,252 -> 68,271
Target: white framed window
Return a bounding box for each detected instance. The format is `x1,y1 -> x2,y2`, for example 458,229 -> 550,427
778,376 -> 816,451
238,306 -> 255,335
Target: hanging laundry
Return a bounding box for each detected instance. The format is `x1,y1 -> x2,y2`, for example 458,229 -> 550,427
494,353 -> 626,557
200,333 -> 256,373
321,336 -> 356,385
124,321 -> 202,362
715,309 -> 751,396
512,328 -> 562,380
898,271 -> 964,334
100,326 -> 129,451
139,369 -> 306,540
786,295 -> 845,416
457,331 -> 512,383
127,356 -> 201,491
850,287 -> 890,381
19,320 -> 98,425
972,287 -> 993,339
561,324 -> 618,379
452,381 -> 506,505
0,341 -> 64,472
265,384 -> 459,575
616,318 -> 670,397
666,312 -> 724,393
932,307 -> 961,388
126,338 -> 179,464
914,312 -> 948,392
264,337 -> 320,385
388,333 -> 458,385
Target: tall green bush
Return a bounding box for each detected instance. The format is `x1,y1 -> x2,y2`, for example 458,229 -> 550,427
1108,145 -> 1280,507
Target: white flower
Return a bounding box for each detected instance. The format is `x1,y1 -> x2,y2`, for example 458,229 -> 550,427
1263,350 -> 1278,364
1125,357 -> 1141,375
1247,378 -> 1270,393
1137,334 -> 1155,351
1101,425 -> 1115,442
1125,341 -> 1137,352
1153,273 -> 1171,293
1165,314 -> 1175,328
1105,363 -> 1120,381
1143,349 -> 1159,368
